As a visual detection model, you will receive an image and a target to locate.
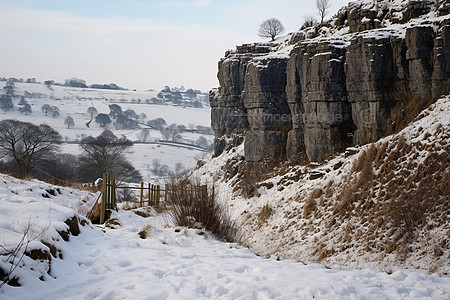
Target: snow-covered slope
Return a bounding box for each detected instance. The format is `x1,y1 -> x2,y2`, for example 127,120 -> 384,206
191,95 -> 450,275
0,175 -> 98,286
1,175 -> 449,299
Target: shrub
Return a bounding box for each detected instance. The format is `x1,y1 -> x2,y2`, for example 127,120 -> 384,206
166,180 -> 238,242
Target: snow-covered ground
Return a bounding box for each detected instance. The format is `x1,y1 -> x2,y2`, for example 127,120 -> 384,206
1,173 -> 449,299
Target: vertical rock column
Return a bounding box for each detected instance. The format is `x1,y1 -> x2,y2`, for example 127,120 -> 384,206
286,46 -> 306,163
210,55 -> 250,157
406,26 -> 435,100
432,25 -> 450,98
346,36 -> 396,145
243,58 -> 291,171
299,42 -> 354,162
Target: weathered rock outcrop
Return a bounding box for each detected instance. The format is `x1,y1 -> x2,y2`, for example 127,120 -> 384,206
211,0 -> 450,169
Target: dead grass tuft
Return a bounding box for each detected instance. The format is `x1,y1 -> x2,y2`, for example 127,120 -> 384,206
122,202 -> 140,210
133,210 -> 150,218
104,218 -> 120,229
166,179 -> 239,242
138,224 -> 152,239
257,202 -> 272,225
303,197 -> 317,218
310,188 -> 323,199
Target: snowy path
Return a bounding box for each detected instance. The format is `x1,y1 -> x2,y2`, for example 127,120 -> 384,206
2,210 -> 449,300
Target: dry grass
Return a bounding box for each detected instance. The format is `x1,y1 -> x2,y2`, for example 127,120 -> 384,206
87,201 -> 101,224
122,202 -> 140,210
133,210 -> 150,218
329,131 -> 450,262
138,225 -> 152,239
257,203 -> 272,225
166,180 -> 239,242
104,218 -> 120,229
385,94 -> 438,136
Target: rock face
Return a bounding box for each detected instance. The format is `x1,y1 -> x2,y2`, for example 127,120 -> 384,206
210,0 -> 450,169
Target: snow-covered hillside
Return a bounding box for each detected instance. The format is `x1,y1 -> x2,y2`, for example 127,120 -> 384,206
1,174 -> 449,299
191,95 -> 450,275
0,81 -> 213,181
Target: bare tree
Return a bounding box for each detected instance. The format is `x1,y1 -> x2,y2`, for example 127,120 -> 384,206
78,131 -> 141,182
175,162 -> 186,177
41,104 -> 51,116
147,118 -> 166,130
140,128 -> 150,142
139,113 -> 147,122
95,113 -> 112,127
51,106 -> 60,118
0,95 -> 14,112
160,128 -> 171,140
19,103 -> 32,115
151,159 -> 161,175
316,0 -> 331,24
124,109 -> 138,121
302,15 -> 319,29
87,106 -> 98,119
108,104 -> 123,119
257,18 -> 285,41
64,116 -> 75,129
0,120 -> 62,177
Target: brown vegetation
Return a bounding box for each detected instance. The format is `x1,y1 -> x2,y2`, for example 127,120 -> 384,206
332,131 -> 449,262
166,180 -> 238,242
138,225 -> 152,239
258,203 -> 272,225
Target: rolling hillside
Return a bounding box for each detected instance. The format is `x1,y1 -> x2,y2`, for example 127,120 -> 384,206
0,80 -> 213,182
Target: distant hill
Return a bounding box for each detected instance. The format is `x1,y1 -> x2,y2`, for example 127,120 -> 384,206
0,80 -> 213,182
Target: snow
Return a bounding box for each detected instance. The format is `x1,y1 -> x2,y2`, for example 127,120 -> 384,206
0,82 -> 213,180
1,174 -> 449,299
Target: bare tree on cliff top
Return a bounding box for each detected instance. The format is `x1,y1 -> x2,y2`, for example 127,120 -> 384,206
258,18 -> 285,41
316,0 -> 331,24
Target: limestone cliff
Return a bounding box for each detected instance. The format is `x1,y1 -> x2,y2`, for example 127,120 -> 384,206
210,0 -> 450,168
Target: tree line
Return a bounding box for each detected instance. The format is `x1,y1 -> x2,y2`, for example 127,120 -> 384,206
0,120 -> 142,184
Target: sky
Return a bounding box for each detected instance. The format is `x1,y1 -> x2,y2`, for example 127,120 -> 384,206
0,0 -> 351,92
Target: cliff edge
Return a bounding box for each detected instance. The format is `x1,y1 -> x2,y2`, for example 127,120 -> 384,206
211,0 -> 450,169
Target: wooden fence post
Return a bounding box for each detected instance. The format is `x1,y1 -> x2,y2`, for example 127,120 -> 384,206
100,173 -> 107,224
149,184 -> 153,206
148,182 -> 152,206
165,184 -> 168,203
140,182 -> 144,207
156,185 -> 160,208
107,173 -> 111,210
111,173 -> 116,211
152,185 -> 156,206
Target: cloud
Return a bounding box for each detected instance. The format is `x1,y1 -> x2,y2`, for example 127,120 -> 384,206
193,0 -> 214,7
0,5 -> 252,91
161,0 -> 213,8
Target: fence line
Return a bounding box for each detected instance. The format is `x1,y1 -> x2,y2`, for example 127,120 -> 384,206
98,172 -> 168,223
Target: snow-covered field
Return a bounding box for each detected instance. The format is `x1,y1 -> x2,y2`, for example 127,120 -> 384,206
1,173 -> 449,299
0,81 -> 213,180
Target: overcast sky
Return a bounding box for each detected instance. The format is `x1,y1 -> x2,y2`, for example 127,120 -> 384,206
0,0 -> 350,92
